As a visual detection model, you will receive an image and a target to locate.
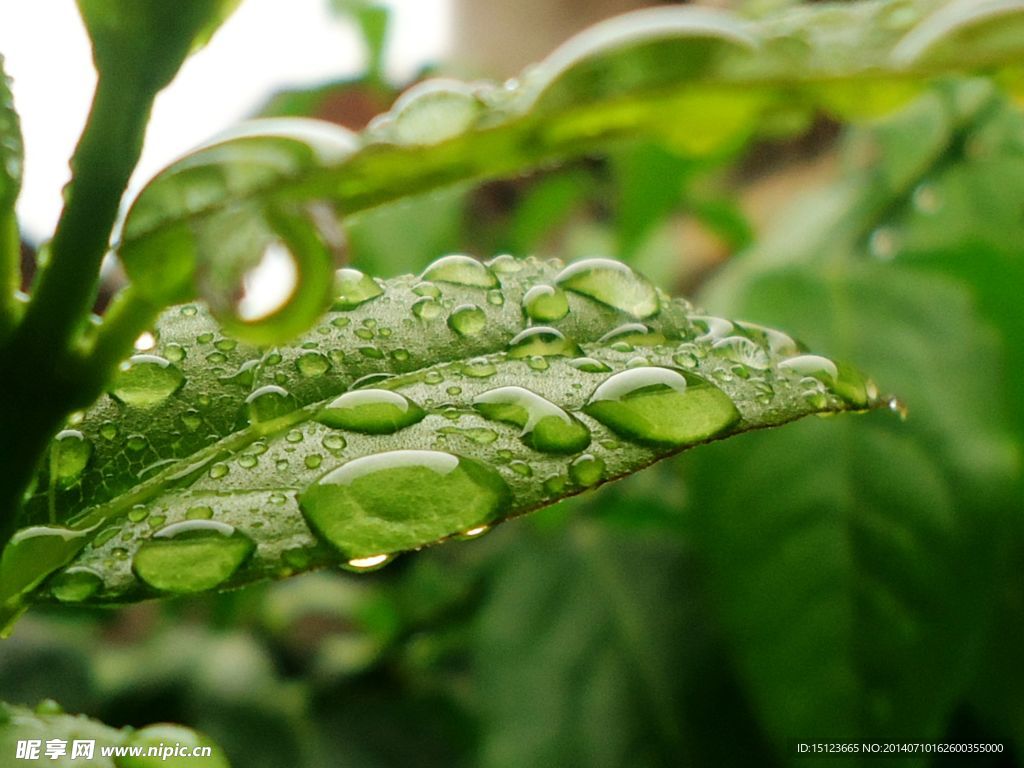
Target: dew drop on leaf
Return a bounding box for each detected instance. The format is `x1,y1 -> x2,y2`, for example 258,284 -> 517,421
570,356 -> 612,373
295,350 -> 331,378
473,386 -> 591,454
569,454 -> 606,487
555,258 -> 659,318
299,450 -> 511,558
448,303 -> 487,336
584,367 -> 739,447
522,284 -> 570,322
463,358 -> 497,378
599,322 -> 665,348
109,355 -> 185,408
507,326 -> 582,358
712,335 -> 770,370
412,296 -> 443,320
50,567 -> 103,603
245,385 -> 299,428
51,430 -> 92,487
421,254 -> 498,288
132,520 -> 255,594
332,267 -> 384,310
316,389 -> 425,434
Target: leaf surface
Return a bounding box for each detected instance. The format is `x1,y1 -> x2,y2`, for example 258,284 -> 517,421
0,256 -> 878,623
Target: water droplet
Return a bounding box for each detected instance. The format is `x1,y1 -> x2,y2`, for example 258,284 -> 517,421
197,332 -> 214,345
389,79 -> 481,144
555,258 -> 659,318
570,357 -> 612,373
507,326 -> 582,358
49,567 -> 103,603
299,450 -> 511,558
51,430 -> 92,487
509,460 -> 532,476
179,410 -> 203,432
286,429 -> 304,443
209,463 -> 229,479
437,426 -> 499,444
463,358 -> 497,378
691,315 -> 734,343
523,284 -> 569,321
413,281 -> 441,298
110,355 -> 185,408
448,303 -> 487,336
543,474 -> 567,495
322,433 -> 347,452
355,327 -> 374,340
869,227 -> 898,260
341,553 -> 392,572
127,506 -> 149,523
352,372 -> 394,389
672,350 -> 698,369
474,386 -> 591,453
316,389 -> 425,434
459,525 -> 491,539
163,343 -> 186,363
779,354 -> 837,383
305,454 -> 323,469
780,356 -> 869,408
912,182 -> 941,214
333,267 -> 384,310
888,397 -> 909,421
599,322 -> 665,348
421,254 -> 498,288
487,254 -> 523,273
712,336 -> 770,370
186,505 -> 214,520
424,371 -> 444,385
736,321 -> 801,357
126,435 -> 148,452
206,351 -> 228,365
528,355 -> 549,371
245,385 -> 298,428
99,422 -> 118,440
584,367 -> 740,447
133,520 -> 255,594
569,454 -> 605,487
487,289 -> 505,306
0,526 -> 93,611
296,351 -> 331,378
412,296 -> 442,320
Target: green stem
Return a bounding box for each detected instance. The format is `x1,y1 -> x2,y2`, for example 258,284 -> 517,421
79,286 -> 161,388
13,76 -> 153,364
0,209 -> 19,342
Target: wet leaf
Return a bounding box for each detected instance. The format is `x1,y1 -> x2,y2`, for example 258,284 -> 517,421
0,256 -> 879,624
0,701 -> 229,767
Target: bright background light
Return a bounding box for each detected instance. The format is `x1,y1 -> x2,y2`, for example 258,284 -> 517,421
0,0 -> 451,242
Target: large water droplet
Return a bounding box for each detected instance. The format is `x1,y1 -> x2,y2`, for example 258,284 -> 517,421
388,79 -> 481,145
316,389 -> 425,433
51,430 -> 92,487
599,322 -> 666,348
584,367 -> 739,446
132,520 -> 255,594
421,254 -> 498,288
448,303 -> 487,336
507,326 -> 582,359
780,355 -> 870,408
296,350 -> 331,378
0,525 -> 93,617
473,386 -> 591,454
50,566 -> 103,603
569,454 -> 605,487
245,385 -> 298,428
522,284 -> 569,321
299,450 -> 511,558
333,267 -> 383,310
555,258 -> 659,318
711,336 -> 770,370
110,355 -> 184,407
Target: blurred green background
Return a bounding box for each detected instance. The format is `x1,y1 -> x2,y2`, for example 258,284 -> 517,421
5,1 -> 1024,765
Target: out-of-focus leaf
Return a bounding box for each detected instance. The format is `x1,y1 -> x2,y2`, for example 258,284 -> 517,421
0,700 -> 229,767
473,521 -> 773,767
0,56 -> 21,214
76,0 -> 240,92
0,256 -> 878,629
687,258 -> 1016,753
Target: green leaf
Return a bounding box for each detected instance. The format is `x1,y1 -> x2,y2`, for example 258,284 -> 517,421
683,259 -> 1016,752
116,0 -> 1024,331
474,520 -> 773,767
0,256 -> 878,625
76,0 -> 241,93
0,54 -> 23,332
0,701 -> 229,767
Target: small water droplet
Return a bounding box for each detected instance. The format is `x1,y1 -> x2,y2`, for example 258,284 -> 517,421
163,343 -> 186,363
322,433 -> 347,452
209,463 -> 229,479
133,520 -> 255,594
99,422 -> 118,440
299,450 -> 511,558
487,289 -> 505,306
412,281 -> 441,298
186,505 -> 214,520
127,505 -> 149,523
474,386 -> 590,454
245,385 -> 298,428
50,567 -> 103,603
463,358 -> 497,378
126,435 -> 148,452
305,454 -> 323,469
110,355 -> 185,408
523,284 -> 569,322
179,410 -> 203,432
570,357 -> 612,373
421,254 -> 498,288
487,254 -> 523,273
888,397 -> 909,421
344,554 -> 392,571
51,430 -> 92,487
296,351 -> 331,378
448,303 -> 487,336
599,323 -> 665,348
912,183 -> 941,214
459,525 -> 491,539
555,258 -> 659,318
316,389 -> 425,434
584,367 -> 740,447
509,460 -> 532,476
412,296 -> 443,320
507,326 -> 582,358
333,267 -> 384,310
569,454 -> 605,487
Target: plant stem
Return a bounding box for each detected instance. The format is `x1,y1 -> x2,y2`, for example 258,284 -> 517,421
0,209 -> 19,342
79,285 -> 161,387
12,76 -> 152,364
